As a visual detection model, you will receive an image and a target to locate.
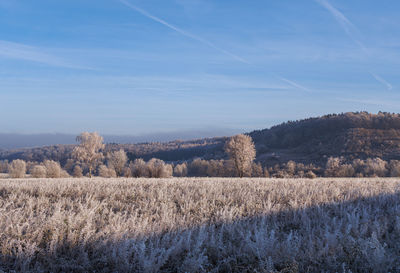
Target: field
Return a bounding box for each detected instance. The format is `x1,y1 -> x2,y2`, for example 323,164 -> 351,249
1,178 -> 400,272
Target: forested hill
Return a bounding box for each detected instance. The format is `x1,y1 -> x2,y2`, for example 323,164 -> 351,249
1,112 -> 400,167
250,112 -> 400,165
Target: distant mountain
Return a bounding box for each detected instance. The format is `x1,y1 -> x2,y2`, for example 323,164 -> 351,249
1,112 -> 400,167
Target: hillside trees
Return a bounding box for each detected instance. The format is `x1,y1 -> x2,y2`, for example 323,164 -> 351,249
72,132 -> 105,177
224,134 -> 256,177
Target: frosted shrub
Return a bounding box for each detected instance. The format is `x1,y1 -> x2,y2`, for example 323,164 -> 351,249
305,170 -> 317,179
8,159 -> 26,178
98,164 -> 117,178
146,158 -> 172,178
30,165 -> 47,178
365,158 -> 388,177
72,165 -> 83,178
325,157 -> 355,177
130,158 -> 148,177
43,160 -> 62,178
174,163 -> 188,177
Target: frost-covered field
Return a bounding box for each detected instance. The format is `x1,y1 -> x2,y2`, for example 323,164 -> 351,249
1,178 -> 400,272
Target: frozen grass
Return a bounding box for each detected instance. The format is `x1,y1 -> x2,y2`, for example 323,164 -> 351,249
1,178 -> 400,272
0,173 -> 9,179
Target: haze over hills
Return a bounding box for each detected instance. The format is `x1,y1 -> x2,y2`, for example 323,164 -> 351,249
0,128 -> 242,150
1,112 -> 400,167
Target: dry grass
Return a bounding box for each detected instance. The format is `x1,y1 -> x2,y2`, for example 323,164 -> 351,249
1,178 -> 400,272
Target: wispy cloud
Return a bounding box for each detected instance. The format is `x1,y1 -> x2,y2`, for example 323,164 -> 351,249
314,0 -> 366,52
370,72 -> 393,90
0,40 -> 89,69
276,76 -> 311,92
315,0 -> 393,91
118,0 -> 249,64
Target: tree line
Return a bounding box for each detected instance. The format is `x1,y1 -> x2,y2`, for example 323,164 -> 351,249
0,132 -> 257,179
2,131 -> 400,179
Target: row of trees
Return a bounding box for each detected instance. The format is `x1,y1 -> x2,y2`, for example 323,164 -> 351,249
324,157 -> 400,177
0,132 -> 258,178
3,132 -> 400,178
3,155 -> 400,179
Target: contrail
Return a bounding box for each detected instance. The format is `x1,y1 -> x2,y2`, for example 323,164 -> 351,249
119,0 -> 249,64
315,0 -> 393,90
276,76 -> 311,92
314,0 -> 366,53
370,72 -> 393,90
0,40 -> 90,69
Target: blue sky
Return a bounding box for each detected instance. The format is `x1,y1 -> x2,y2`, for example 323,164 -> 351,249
1,0 -> 399,136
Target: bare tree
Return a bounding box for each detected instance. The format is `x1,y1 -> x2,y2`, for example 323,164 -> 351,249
72,132 -> 105,177
224,134 -> 256,178
31,165 -> 47,178
8,159 -> 26,178
107,149 -> 128,177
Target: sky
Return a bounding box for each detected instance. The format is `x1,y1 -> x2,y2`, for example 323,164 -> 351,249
0,0 -> 399,137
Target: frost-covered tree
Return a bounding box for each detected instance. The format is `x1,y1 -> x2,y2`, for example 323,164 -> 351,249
130,158 -> 148,178
43,160 -> 62,178
98,165 -> 116,178
72,165 -> 83,178
224,134 -> 256,178
72,132 -> 105,178
8,159 -> 26,178
252,162 -> 264,177
31,165 -> 47,178
147,158 -> 172,178
174,162 -> 188,177
107,149 -> 128,177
